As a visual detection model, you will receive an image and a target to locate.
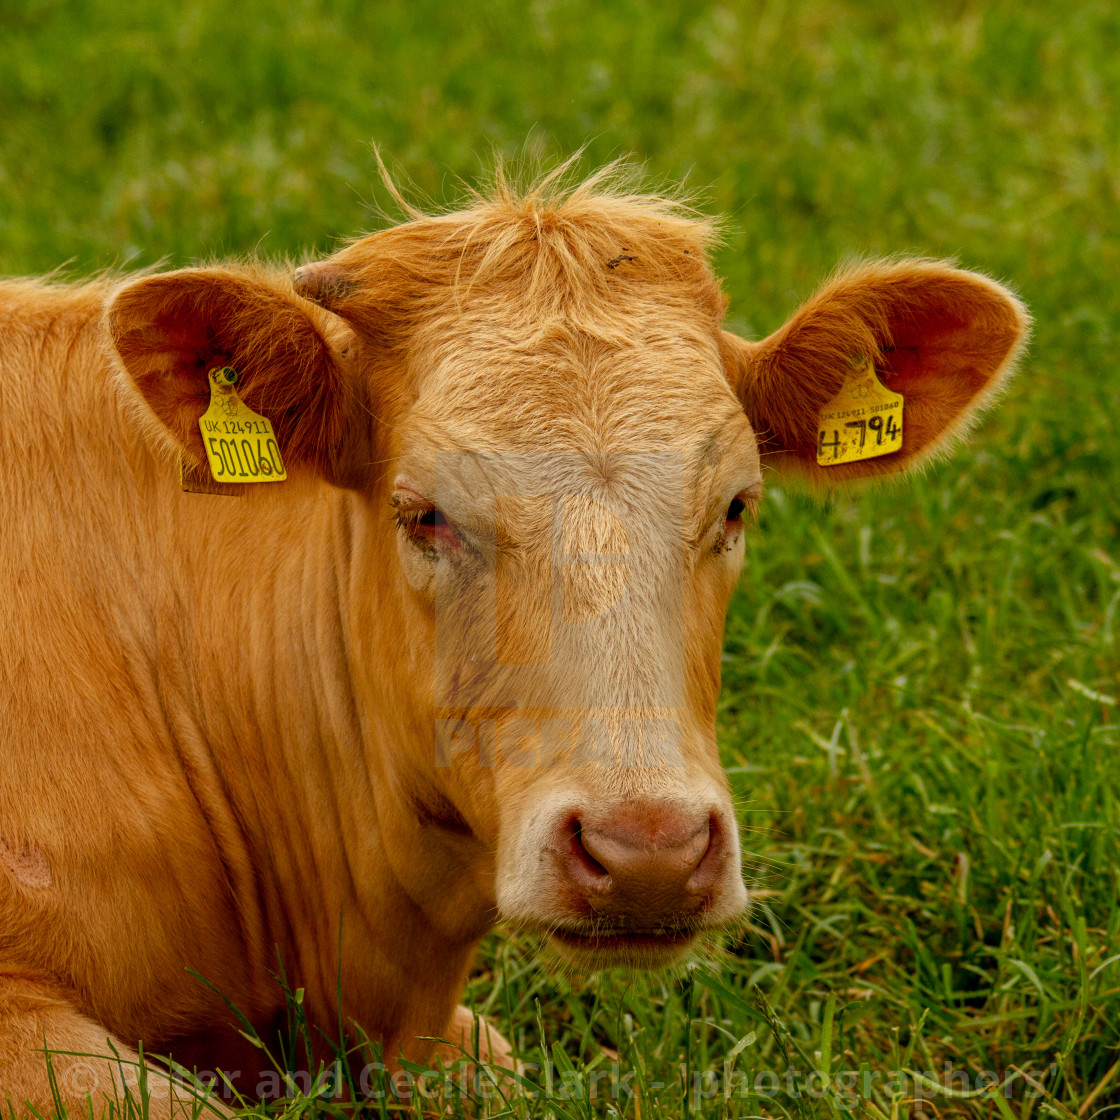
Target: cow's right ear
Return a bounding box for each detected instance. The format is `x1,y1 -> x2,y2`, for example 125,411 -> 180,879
108,267 -> 366,486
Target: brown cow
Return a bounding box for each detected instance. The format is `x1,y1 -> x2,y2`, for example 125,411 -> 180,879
0,168 -> 1028,1115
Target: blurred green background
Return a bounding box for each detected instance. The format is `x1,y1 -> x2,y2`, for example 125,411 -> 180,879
3,1 -> 1119,1115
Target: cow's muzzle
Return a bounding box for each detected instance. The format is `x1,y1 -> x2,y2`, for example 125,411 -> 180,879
539,799 -> 740,964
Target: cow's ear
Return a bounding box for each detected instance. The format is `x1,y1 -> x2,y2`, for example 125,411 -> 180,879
721,260 -> 1030,483
108,267 -> 365,485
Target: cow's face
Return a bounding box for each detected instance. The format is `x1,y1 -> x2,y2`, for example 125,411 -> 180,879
374,312 -> 761,965
110,180 -> 1029,968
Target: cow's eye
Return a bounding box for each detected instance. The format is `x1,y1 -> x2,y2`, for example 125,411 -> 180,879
728,484 -> 762,526
394,500 -> 460,550
715,487 -> 761,550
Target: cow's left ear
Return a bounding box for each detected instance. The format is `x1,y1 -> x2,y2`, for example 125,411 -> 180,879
720,260 -> 1030,483
108,267 -> 365,485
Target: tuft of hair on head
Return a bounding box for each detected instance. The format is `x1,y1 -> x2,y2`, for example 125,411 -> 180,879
308,150 -> 726,338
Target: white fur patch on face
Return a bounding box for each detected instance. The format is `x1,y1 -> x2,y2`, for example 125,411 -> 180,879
0,837 -> 52,889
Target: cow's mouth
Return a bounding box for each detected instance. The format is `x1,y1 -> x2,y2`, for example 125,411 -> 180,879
547,922 -> 700,964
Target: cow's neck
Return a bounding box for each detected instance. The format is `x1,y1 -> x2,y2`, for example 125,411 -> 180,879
179,483 -> 487,1051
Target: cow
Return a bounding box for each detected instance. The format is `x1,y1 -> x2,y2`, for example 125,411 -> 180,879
0,166 -> 1028,1116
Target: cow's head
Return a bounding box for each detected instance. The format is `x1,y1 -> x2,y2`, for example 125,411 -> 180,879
109,172 -> 1028,968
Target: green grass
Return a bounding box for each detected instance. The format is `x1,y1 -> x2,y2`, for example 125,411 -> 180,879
4,0 -> 1120,1116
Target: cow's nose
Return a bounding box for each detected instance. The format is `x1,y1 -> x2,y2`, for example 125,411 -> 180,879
556,803 -> 727,920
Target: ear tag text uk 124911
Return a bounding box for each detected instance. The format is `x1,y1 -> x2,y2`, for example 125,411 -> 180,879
195,367 -> 287,485
816,358 -> 904,466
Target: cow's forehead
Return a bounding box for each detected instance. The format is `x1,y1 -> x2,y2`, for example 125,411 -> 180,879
405,311 -> 745,455
393,318 -> 759,536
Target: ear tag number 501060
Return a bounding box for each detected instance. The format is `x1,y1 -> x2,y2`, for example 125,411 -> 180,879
197,367 -> 287,484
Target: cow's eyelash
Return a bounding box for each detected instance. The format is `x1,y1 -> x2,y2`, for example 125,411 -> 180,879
393,503 -> 453,536
730,485 -> 762,526
737,493 -> 760,522
394,506 -> 430,532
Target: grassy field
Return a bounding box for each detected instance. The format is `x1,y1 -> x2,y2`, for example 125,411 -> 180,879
3,0 -> 1120,1116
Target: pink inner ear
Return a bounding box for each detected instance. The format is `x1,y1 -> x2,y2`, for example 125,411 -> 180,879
886,308 -> 989,391
123,305 -> 237,460
154,312 -> 229,374
881,301 -> 1019,462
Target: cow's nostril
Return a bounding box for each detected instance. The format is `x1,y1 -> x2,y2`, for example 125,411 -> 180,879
566,816 -> 609,880
686,813 -> 724,892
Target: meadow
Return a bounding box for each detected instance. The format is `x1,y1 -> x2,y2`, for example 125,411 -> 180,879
2,0 -> 1119,1116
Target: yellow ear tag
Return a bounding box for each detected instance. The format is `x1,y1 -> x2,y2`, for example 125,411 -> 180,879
197,367 -> 287,484
816,359 -> 904,466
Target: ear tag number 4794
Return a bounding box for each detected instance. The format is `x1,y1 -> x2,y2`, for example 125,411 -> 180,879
198,367 -> 287,484
816,359 -> 903,466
